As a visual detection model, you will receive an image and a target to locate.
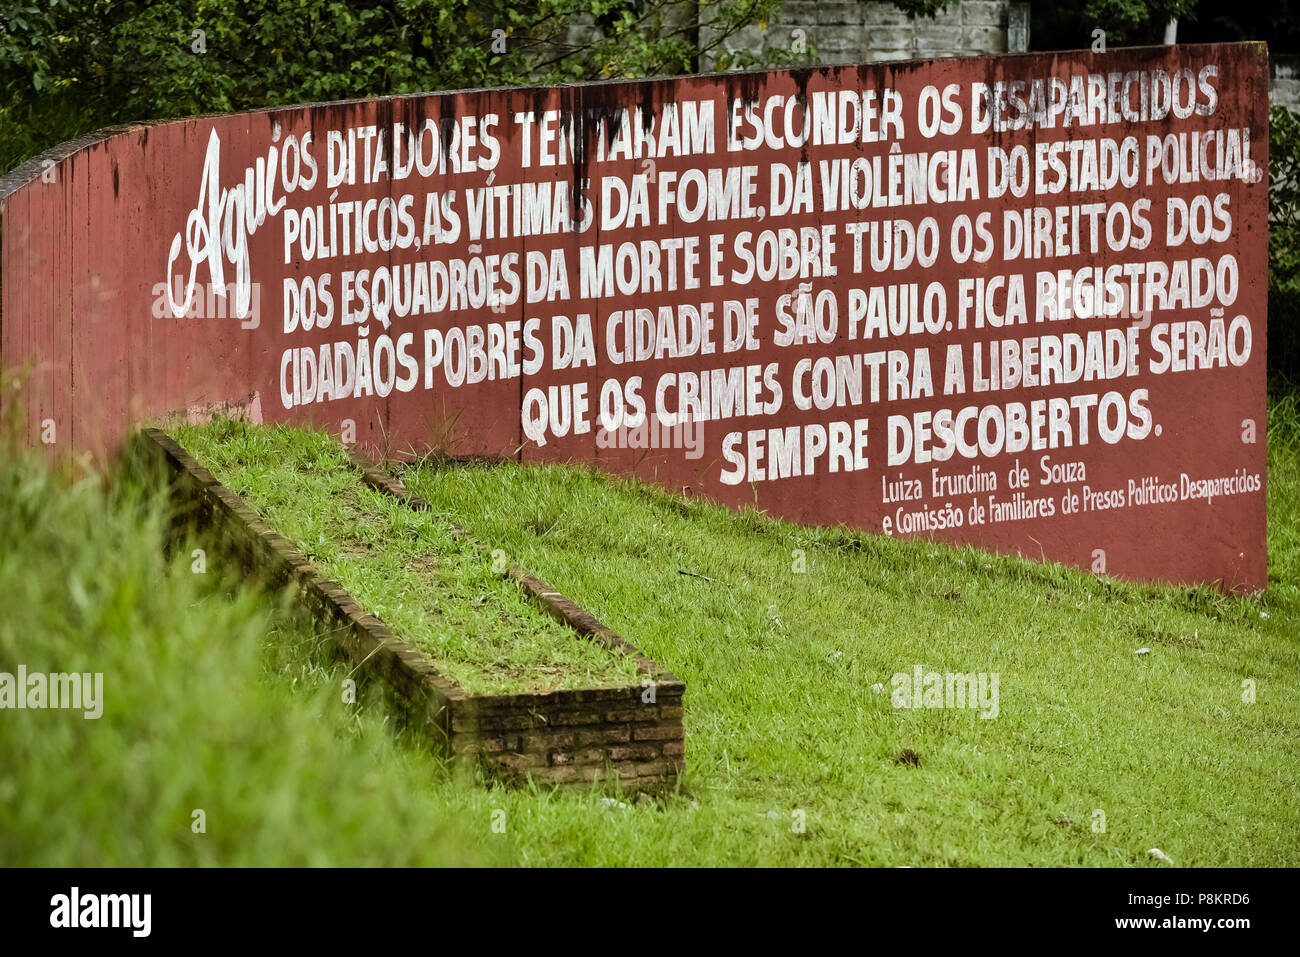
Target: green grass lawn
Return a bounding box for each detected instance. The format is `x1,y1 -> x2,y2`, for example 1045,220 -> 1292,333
0,444 -> 497,866
170,419 -> 641,695
398,403 -> 1300,867
2,397 -> 1297,866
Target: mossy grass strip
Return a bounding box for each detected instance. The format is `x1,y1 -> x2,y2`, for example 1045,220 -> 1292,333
170,418 -> 642,696
348,449 -> 681,686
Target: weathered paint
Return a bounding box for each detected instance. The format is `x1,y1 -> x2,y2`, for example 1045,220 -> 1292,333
0,44 -> 1270,589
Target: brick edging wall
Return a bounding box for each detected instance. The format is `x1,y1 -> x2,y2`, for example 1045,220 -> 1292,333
349,452 -> 686,785
129,428 -> 684,791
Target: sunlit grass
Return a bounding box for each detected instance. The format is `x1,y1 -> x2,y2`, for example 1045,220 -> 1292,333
4,393 -> 1296,866
396,392 -> 1300,866
0,444 -> 494,866
172,419 -> 642,695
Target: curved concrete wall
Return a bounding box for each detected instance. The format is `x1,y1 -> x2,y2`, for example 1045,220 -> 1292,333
0,45 -> 1270,588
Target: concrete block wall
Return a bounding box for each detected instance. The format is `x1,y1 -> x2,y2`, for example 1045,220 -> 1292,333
1273,57 -> 1300,112
704,0 -> 1029,70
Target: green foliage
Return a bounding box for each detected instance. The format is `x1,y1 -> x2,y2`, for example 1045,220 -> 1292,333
1084,0 -> 1200,43
1271,106 -> 1300,382
0,0 -> 785,169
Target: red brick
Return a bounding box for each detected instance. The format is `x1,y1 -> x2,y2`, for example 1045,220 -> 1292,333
452,712 -> 537,733
634,759 -> 679,778
450,734 -> 517,754
519,730 -> 576,751
632,724 -> 684,742
605,708 -> 657,723
534,765 -> 581,783
607,743 -> 661,761
491,751 -> 545,770
575,727 -> 630,746
575,763 -> 639,782
546,711 -> 605,726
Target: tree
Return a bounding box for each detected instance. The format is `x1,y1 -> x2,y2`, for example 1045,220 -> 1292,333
0,0 -> 787,169
1270,106 -> 1300,382
1083,0 -> 1200,43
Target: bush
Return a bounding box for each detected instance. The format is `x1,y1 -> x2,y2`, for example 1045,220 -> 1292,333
1271,106 -> 1300,383
0,0 -> 785,169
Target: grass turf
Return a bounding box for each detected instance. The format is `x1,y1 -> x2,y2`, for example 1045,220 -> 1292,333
394,395 -> 1300,866
170,418 -> 642,695
2,395 -> 1296,866
0,446 -> 497,866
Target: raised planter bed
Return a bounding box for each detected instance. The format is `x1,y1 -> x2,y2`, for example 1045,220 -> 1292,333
128,426 -> 685,791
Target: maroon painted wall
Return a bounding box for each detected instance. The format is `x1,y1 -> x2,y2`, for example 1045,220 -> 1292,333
0,44 -> 1270,589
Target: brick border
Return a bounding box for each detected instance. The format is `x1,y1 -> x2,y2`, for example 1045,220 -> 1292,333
129,427 -> 684,791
